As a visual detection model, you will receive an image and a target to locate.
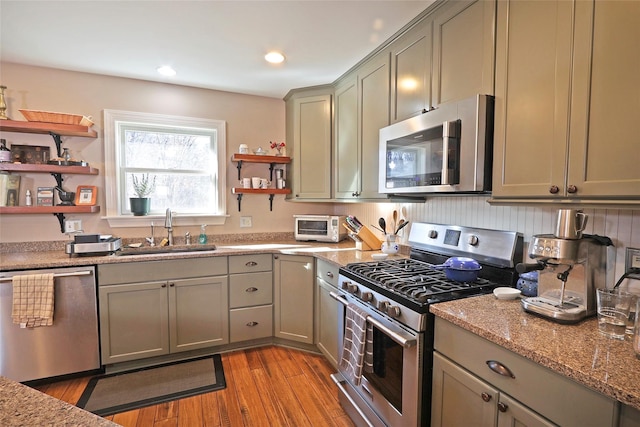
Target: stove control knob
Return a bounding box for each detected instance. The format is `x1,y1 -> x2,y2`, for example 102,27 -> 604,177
428,230 -> 438,239
468,235 -> 479,246
361,291 -> 373,302
377,301 -> 390,312
387,305 -> 401,318
342,282 -> 358,294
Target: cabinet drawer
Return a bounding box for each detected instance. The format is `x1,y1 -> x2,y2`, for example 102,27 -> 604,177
229,254 -> 272,274
230,305 -> 273,343
98,257 -> 227,285
229,271 -> 273,308
316,259 -> 339,287
434,318 -> 617,427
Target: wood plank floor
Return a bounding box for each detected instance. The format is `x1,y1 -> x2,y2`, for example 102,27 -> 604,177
33,346 -> 355,427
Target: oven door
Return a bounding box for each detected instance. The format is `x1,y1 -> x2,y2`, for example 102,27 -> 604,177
331,292 -> 423,427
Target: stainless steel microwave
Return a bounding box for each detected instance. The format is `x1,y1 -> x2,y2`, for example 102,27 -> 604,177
378,94 -> 494,195
294,215 -> 347,242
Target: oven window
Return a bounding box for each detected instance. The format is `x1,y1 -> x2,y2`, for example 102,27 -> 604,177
363,326 -> 404,412
297,220 -> 328,236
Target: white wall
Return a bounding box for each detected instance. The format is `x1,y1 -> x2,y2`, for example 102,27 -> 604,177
0,62 -> 334,243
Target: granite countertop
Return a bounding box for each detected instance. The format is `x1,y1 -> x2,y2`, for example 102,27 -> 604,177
430,294 -> 640,411
0,376 -> 119,427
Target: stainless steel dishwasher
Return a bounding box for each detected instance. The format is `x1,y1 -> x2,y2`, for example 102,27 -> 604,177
0,266 -> 100,382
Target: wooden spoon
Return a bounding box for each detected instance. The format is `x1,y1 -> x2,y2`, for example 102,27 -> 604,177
392,210 -> 398,233
378,217 -> 387,234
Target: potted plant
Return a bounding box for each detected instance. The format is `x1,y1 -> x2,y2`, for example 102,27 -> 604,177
130,173 -> 156,216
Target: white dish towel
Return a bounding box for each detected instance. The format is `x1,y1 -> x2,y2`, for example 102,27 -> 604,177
339,303 -> 373,385
11,273 -> 55,328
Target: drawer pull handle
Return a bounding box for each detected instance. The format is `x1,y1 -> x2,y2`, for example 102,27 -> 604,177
486,360 -> 515,378
245,261 -> 258,267
246,321 -> 259,327
246,287 -> 258,292
481,392 -> 492,402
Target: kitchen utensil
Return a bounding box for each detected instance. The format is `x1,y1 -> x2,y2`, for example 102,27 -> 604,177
432,257 -> 482,282
381,234 -> 399,255
242,178 -> 251,188
517,271 -> 538,297
395,220 -> 409,234
259,178 -> 270,188
370,224 -> 385,233
378,218 -> 387,234
392,210 -> 398,232
251,177 -> 261,188
596,288 -> 632,340
54,187 -> 76,206
493,287 -> 521,300
555,209 -> 588,240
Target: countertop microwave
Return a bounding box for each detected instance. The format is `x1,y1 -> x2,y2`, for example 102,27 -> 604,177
294,215 -> 347,242
379,94 -> 494,195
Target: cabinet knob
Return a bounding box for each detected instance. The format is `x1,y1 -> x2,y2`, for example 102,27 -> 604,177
352,191 -> 360,197
274,255 -> 279,260
481,392 -> 492,402
326,272 -> 334,278
169,283 -> 175,287
246,321 -> 259,327
161,284 -> 167,288
567,184 -> 578,194
245,287 -> 258,293
497,402 -> 508,413
549,185 -> 560,194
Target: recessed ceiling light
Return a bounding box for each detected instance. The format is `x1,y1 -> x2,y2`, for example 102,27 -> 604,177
157,66 -> 176,76
265,51 -> 285,64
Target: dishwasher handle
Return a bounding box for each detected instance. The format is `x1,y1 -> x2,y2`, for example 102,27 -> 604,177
0,270 -> 93,282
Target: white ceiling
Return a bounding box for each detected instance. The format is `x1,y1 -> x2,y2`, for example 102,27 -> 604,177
0,1 -> 434,99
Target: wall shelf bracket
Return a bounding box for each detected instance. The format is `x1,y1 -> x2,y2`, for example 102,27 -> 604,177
235,161 -> 243,180
53,213 -> 66,233
48,132 -> 64,157
236,193 -> 243,212
50,172 -> 64,188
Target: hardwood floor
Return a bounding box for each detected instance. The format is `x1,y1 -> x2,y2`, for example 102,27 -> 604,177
34,346 -> 355,427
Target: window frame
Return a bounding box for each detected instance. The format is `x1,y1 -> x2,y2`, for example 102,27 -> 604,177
103,109 -> 228,228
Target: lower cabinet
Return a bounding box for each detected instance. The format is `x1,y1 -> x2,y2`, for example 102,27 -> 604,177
432,318 -> 618,427
315,259 -> 342,368
98,258 -> 228,365
274,254 -> 315,344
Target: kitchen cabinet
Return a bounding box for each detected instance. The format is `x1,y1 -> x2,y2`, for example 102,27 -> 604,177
285,88 -> 333,200
228,254 -> 273,343
314,259 -> 342,368
333,53 -> 389,200
620,404 -> 640,427
0,120 -> 100,231
97,258 -> 228,365
230,153 -> 291,211
433,318 -> 618,427
273,254 -> 314,344
491,0 -> 640,203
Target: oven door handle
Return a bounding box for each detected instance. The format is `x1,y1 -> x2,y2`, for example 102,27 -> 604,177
330,291 -> 417,348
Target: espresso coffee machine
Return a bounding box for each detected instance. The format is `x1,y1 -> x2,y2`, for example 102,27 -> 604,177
518,210 -> 612,323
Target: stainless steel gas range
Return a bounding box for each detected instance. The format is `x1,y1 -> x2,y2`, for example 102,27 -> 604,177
331,222 -> 523,427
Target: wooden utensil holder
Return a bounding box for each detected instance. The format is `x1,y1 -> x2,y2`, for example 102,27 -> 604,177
355,225 -> 382,251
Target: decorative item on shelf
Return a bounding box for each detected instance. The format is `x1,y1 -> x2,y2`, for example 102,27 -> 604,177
0,139 -> 11,162
54,186 -> 76,206
0,86 -> 8,120
270,141 -> 286,156
0,173 -> 20,206
74,185 -> 97,206
252,147 -> 267,156
36,187 -> 54,207
238,144 -> 249,154
10,144 -> 51,164
18,109 -> 94,127
130,173 -> 156,216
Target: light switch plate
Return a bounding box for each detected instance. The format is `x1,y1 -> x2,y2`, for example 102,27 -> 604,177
625,248 -> 640,279
240,216 -> 252,228
64,219 -> 82,233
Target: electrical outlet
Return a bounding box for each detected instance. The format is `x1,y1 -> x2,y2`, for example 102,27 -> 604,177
626,248 -> 640,279
240,216 -> 252,228
64,219 -> 82,233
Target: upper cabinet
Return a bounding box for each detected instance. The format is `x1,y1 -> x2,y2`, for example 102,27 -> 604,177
285,88 -> 333,200
491,0 -> 640,203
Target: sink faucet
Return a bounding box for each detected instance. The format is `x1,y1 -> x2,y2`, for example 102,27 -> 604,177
164,208 -> 173,246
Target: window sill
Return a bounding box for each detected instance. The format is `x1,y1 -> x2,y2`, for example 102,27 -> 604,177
104,214 -> 229,228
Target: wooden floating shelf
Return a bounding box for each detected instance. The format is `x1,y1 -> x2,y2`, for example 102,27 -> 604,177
0,205 -> 100,214
231,154 -> 291,164
0,163 -> 99,175
231,188 -> 291,195
0,119 -> 97,138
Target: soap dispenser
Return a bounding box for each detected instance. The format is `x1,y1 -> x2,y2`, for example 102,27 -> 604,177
199,224 -> 208,244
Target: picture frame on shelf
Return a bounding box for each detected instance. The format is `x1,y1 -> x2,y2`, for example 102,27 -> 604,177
75,185 -> 97,206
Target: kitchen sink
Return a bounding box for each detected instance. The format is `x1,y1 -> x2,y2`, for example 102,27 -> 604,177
116,244 -> 218,256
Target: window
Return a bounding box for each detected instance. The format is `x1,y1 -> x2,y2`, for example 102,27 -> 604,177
103,110 -> 227,227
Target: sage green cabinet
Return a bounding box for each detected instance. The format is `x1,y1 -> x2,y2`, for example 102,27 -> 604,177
285,88 -> 333,200
273,254 -> 315,344
492,0 -> 640,201
620,404 -> 640,427
433,318 -> 617,427
314,259 -> 341,368
334,53 -> 389,200
98,258 -> 228,365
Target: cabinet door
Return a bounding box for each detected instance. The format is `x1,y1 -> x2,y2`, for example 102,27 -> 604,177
168,276 -> 229,353
432,352 -> 499,427
291,94 -> 332,199
497,394 -> 557,427
273,254 -> 315,344
315,277 -> 341,368
390,17 -> 432,123
99,281 -> 169,364
334,75 -> 359,199
492,0 -> 574,198
358,53 -> 390,199
567,0 -> 640,197
432,0 -> 495,106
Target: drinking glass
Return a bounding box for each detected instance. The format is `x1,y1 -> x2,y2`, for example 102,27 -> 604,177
596,288 -> 633,340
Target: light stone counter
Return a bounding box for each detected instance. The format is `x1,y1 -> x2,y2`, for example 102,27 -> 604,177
430,294 -> 640,411
0,376 -> 120,426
